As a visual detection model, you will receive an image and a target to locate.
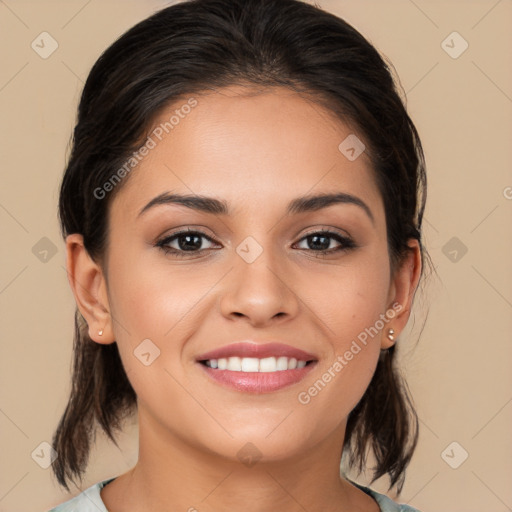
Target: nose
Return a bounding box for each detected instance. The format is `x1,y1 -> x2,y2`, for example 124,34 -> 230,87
219,247 -> 300,327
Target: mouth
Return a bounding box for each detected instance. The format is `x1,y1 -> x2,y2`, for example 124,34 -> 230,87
195,341 -> 318,393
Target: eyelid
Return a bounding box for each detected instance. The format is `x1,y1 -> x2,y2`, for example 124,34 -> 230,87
156,227 -> 220,245
156,226 -> 218,242
292,229 -> 356,252
297,225 -> 352,240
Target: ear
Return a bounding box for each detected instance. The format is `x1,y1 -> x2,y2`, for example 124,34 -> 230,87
65,233 -> 114,344
381,239 -> 422,349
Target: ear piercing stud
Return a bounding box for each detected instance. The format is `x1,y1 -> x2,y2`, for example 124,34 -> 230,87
387,328 -> 395,341
98,330 -> 103,336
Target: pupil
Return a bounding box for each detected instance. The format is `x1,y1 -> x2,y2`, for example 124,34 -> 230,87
180,234 -> 201,251
309,234 -> 329,251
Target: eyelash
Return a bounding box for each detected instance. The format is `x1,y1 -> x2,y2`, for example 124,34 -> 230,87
155,228 -> 357,258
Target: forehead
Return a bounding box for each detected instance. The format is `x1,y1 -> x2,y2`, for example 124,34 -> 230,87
110,85 -> 383,223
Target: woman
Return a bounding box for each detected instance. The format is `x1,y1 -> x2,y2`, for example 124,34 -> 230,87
49,0 -> 431,510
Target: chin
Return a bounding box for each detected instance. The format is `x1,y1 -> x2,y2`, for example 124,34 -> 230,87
198,427 -> 312,464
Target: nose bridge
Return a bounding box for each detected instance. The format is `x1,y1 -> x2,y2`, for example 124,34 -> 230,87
220,233 -> 298,323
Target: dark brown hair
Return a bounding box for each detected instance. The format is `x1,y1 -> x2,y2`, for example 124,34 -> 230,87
54,0 -> 432,495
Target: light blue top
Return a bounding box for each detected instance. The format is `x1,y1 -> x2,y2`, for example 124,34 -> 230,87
47,477 -> 421,511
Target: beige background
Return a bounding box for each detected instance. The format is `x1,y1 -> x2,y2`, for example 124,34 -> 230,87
1,0 -> 511,511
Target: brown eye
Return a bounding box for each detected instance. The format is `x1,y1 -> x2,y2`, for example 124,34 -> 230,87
294,230 -> 356,255
156,229 -> 218,257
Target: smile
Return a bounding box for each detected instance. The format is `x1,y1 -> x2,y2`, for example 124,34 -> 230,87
195,341 -> 318,392
202,356 -> 310,372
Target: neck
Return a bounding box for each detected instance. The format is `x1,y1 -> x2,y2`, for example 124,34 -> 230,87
102,411 -> 379,512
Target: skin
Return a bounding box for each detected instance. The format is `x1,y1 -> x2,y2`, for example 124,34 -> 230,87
66,85 -> 421,512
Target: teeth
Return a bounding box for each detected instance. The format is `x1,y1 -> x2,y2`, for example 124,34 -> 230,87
276,356 -> 288,371
260,357 -> 276,372
205,356 -> 310,372
241,357 -> 259,372
227,356 -> 242,371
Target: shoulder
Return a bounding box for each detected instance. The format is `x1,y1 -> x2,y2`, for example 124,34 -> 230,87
349,480 -> 422,512
47,478 -> 116,512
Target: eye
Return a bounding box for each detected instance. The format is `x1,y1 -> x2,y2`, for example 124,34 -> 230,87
293,230 -> 356,255
156,228 -> 219,258
155,228 -> 356,258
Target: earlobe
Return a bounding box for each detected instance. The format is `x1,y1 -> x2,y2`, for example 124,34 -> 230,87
380,327 -> 396,351
65,233 -> 114,344
381,240 -> 422,350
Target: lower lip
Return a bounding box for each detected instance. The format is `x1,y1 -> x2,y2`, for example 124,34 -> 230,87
197,362 -> 317,393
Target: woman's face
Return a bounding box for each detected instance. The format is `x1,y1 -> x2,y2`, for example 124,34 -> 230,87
81,85 -> 417,463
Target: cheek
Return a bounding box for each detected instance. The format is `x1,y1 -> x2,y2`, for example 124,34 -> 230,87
295,255 -> 390,416
107,244 -> 217,342
105,248 -> 226,404
306,252 -> 391,345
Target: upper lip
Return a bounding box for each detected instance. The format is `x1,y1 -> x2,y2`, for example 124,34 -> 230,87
196,341 -> 317,362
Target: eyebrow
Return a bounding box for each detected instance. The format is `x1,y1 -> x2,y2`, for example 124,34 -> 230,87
137,191 -> 374,224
